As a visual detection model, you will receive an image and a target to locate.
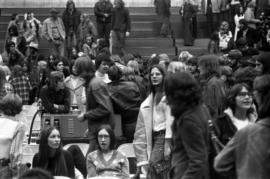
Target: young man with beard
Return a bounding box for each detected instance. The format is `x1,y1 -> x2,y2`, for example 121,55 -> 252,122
164,72 -> 210,179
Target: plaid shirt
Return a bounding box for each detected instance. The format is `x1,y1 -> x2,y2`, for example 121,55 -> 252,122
0,82 -> 14,100
10,76 -> 32,104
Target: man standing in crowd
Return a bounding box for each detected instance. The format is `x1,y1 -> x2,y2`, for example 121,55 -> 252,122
154,0 -> 171,37
62,0 -> 81,58
202,0 -> 221,35
94,0 -> 113,46
165,72 -> 210,179
110,0 -> 131,55
42,8 -> 66,57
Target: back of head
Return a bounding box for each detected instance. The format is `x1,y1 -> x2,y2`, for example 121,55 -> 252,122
108,65 -> 123,81
165,71 -> 202,118
48,71 -> 64,90
198,54 -> 220,76
19,168 -> 54,179
74,56 -> 95,85
0,93 -> 22,116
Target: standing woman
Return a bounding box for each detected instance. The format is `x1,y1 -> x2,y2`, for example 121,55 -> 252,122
32,127 -> 75,178
133,64 -> 173,179
0,94 -> 26,179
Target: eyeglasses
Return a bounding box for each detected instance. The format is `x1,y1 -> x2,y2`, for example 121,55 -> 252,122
98,135 -> 110,139
237,92 -> 252,98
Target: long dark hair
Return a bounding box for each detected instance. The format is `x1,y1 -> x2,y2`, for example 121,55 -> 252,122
148,64 -> 166,104
74,56 -> 95,88
36,127 -> 69,177
96,125 -> 116,151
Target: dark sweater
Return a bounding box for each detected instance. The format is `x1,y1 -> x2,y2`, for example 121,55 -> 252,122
40,85 -> 70,114
111,7 -> 131,32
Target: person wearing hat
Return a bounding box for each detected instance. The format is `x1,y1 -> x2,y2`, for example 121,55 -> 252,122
42,8 -> 66,57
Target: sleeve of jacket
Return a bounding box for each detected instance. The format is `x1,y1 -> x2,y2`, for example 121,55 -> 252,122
180,116 -> 209,179
125,9 -> 131,32
59,18 -> 66,39
94,3 -> 105,18
83,82 -> 112,121
214,134 -> 236,177
133,109 -> 149,166
58,88 -> 71,113
40,87 -> 57,113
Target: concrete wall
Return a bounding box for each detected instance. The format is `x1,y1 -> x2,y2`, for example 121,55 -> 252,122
0,0 -> 200,8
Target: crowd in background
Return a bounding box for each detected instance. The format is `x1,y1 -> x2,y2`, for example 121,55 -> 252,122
1,0 -> 270,179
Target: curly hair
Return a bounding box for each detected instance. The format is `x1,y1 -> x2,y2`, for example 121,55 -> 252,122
165,71 -> 202,118
0,93 -> 22,116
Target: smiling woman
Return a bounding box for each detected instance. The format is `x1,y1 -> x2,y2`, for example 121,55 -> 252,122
32,127 -> 75,178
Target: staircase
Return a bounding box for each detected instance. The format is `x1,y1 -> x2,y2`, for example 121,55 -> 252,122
0,7 -> 209,58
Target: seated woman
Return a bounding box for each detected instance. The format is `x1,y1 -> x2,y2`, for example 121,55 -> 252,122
0,94 -> 26,179
215,83 -> 257,145
32,127 -> 75,178
40,71 -> 70,114
86,125 -> 130,179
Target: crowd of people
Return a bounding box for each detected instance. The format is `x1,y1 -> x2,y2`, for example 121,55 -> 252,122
1,0 -> 270,179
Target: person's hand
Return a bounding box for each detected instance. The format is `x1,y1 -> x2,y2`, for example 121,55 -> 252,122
104,13 -> 109,17
141,164 -> 149,175
77,112 -> 85,121
53,104 -> 59,109
126,31 -> 130,37
164,138 -> 172,160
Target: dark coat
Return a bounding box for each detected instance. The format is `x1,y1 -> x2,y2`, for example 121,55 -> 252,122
111,7 -> 131,32
215,118 -> 270,179
83,77 -> 114,131
62,8 -> 81,35
170,104 -> 210,179
108,79 -> 141,124
94,0 -> 113,23
39,85 -> 70,114
215,113 -> 237,145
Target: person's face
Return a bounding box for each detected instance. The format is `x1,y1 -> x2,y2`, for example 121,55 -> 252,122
27,13 -> 32,20
86,36 -> 93,45
72,64 -> 77,75
198,65 -> 206,76
51,12 -> 58,19
71,48 -> 77,56
255,61 -> 263,74
15,15 -> 19,22
56,78 -> 65,90
38,61 -> 48,70
56,62 -> 64,72
150,67 -> 163,86
98,61 -> 110,74
9,44 -> 16,53
114,0 -> 121,8
235,87 -> 253,110
47,129 -> 61,149
239,7 -> 243,14
98,129 -> 111,152
68,3 -> 74,11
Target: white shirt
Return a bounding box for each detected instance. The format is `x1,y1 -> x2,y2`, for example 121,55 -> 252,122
152,95 -> 166,132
